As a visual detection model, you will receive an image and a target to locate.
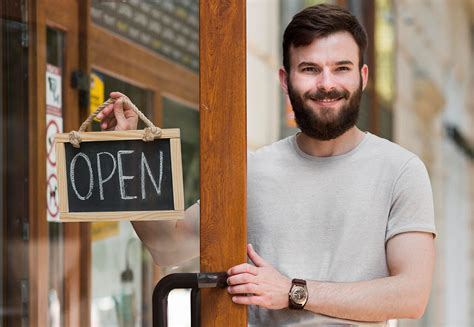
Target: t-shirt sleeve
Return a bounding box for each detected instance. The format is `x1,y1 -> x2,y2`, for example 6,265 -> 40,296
386,156 -> 436,242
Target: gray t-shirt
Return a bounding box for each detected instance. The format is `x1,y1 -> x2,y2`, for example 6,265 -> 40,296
246,132 -> 436,326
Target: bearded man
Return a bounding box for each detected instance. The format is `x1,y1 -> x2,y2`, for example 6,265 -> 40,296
98,4 -> 436,326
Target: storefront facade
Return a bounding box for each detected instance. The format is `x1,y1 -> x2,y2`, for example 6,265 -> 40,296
4,0 -> 452,326
2,1 -> 199,325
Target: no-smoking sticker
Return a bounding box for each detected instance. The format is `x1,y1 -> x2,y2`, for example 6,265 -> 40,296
46,64 -> 63,222
46,118 -> 60,166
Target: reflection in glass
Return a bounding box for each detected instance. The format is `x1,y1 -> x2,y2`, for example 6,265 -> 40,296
91,0 -> 199,72
89,73 -> 153,326
162,97 -> 199,208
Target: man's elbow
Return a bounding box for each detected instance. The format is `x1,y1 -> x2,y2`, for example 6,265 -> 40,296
404,289 -> 431,319
150,248 -> 199,267
151,252 -> 176,267
405,302 -> 427,320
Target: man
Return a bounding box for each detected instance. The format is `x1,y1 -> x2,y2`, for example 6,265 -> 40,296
98,4 -> 436,326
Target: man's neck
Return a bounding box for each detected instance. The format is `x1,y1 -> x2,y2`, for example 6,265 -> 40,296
296,127 -> 366,157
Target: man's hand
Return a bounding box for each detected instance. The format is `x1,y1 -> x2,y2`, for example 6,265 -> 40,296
96,91 -> 138,131
227,244 -> 291,310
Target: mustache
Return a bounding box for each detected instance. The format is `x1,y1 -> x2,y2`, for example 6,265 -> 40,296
306,88 -> 350,101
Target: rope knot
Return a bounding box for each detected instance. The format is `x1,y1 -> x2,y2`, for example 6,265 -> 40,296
143,126 -> 162,142
69,130 -> 82,148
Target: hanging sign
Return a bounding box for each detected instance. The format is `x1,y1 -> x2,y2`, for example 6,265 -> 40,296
46,64 -> 63,222
54,129 -> 184,222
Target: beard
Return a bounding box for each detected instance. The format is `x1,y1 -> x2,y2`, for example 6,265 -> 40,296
287,76 -> 363,141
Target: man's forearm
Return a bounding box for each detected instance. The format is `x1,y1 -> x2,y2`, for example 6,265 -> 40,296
131,203 -> 200,266
305,275 -> 430,322
304,233 -> 434,322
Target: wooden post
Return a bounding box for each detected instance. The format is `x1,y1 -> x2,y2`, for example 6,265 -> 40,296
200,1 -> 247,326
28,0 -> 48,325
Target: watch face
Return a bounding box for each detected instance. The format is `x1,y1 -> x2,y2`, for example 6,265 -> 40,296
290,285 -> 308,305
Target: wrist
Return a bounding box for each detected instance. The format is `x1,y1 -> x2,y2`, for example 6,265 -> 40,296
283,279 -> 292,308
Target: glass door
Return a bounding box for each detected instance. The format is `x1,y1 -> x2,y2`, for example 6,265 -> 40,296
89,1 -> 199,325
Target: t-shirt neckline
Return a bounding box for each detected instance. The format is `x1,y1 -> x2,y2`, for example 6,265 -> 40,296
290,132 -> 371,162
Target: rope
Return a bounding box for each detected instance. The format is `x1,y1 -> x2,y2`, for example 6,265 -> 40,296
68,97 -> 162,148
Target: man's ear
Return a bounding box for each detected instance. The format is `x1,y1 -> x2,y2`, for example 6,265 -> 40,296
361,64 -> 369,91
278,67 -> 289,95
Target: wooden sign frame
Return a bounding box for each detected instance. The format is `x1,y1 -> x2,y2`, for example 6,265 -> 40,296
54,128 -> 184,222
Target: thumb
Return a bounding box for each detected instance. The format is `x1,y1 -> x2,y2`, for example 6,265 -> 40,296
247,244 -> 268,267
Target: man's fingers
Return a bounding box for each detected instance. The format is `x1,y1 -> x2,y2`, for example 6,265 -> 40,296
247,244 -> 269,267
231,295 -> 263,306
100,115 -> 117,130
104,118 -> 117,131
110,91 -> 127,99
114,99 -> 126,122
227,273 -> 255,286
97,92 -> 138,131
96,103 -> 114,120
227,263 -> 258,276
227,283 -> 260,295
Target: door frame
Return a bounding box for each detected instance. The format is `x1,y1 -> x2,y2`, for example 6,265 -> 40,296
199,1 -> 247,325
28,0 -> 89,325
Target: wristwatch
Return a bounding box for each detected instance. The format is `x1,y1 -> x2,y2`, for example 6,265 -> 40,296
288,278 -> 308,310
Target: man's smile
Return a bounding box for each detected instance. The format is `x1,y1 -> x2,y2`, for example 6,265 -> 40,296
310,96 -> 344,106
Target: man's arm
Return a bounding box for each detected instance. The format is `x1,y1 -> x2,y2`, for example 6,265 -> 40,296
227,232 -> 435,322
131,203 -> 200,266
304,232 -> 435,321
97,92 -> 200,267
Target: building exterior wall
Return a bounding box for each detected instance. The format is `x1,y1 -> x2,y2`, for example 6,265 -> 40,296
247,0 -> 281,150
394,0 -> 474,325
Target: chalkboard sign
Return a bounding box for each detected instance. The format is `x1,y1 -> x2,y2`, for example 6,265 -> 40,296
54,129 -> 184,222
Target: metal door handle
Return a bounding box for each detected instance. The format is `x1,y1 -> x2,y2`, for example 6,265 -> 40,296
153,272 -> 228,327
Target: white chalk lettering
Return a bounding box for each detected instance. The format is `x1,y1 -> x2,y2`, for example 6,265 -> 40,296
96,152 -> 117,200
141,151 -> 163,199
117,150 -> 137,200
70,152 -> 93,200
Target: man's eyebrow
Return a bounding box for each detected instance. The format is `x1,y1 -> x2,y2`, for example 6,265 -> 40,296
334,60 -> 354,66
297,61 -> 320,68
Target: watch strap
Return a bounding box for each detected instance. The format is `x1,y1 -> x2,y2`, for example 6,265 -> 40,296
292,278 -> 306,286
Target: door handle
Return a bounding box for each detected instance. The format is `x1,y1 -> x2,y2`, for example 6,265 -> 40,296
153,272 -> 228,327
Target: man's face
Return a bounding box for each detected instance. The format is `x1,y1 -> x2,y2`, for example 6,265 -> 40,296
280,31 -> 368,141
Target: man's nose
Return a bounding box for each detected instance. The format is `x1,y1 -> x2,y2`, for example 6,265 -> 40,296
316,69 -> 336,91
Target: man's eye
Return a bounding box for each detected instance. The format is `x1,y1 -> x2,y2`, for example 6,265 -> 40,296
302,67 -> 318,72
336,66 -> 350,71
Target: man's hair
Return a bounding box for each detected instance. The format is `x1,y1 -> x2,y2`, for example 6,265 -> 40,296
282,4 -> 368,71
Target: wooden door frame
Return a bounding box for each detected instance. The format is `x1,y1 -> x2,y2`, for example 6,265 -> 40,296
200,1 -> 247,325
28,0 -> 48,325
28,0 -> 90,326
